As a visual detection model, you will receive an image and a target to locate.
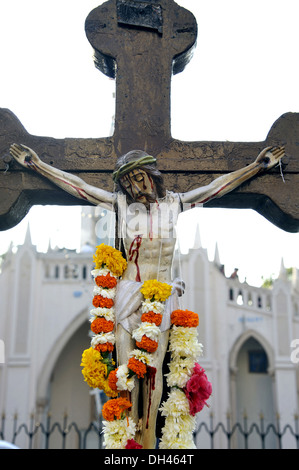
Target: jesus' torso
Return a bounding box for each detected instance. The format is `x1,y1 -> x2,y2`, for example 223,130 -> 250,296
117,192 -> 181,283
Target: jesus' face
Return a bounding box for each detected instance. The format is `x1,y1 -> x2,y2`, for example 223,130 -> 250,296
120,169 -> 157,207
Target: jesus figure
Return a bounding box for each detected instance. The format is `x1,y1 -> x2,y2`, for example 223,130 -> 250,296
10,143 -> 284,448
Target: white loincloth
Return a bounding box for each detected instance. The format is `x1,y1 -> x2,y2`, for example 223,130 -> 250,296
114,279 -> 183,333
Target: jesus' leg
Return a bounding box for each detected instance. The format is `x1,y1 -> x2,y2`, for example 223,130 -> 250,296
140,330 -> 169,449
115,323 -> 141,436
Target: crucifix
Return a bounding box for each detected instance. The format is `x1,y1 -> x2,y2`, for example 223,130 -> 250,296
1,0 -> 299,449
0,0 -> 298,231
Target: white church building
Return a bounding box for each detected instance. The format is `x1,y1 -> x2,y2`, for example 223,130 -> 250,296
0,206 -> 298,449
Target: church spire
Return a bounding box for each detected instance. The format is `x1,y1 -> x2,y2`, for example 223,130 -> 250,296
192,223 -> 202,250
24,222 -> 33,246
214,242 -> 220,265
278,258 -> 288,280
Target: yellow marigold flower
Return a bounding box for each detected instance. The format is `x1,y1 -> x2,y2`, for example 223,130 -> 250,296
81,347 -> 118,397
93,244 -> 127,277
81,347 -> 107,387
140,279 -> 172,302
101,379 -> 119,398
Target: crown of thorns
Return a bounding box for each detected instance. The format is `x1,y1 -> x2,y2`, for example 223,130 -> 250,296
112,155 -> 157,182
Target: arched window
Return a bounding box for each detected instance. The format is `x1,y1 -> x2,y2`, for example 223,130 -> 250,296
55,265 -> 60,279
82,265 -> 87,280
248,349 -> 268,373
234,336 -> 276,448
64,265 -> 69,279
237,290 -> 243,305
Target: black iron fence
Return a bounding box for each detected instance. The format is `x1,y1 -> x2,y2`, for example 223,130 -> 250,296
1,412 -> 299,449
196,413 -> 299,450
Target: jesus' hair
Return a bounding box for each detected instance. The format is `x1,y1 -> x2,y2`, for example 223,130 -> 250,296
114,150 -> 166,202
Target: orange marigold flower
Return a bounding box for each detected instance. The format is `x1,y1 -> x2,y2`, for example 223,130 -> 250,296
102,397 -> 132,421
108,369 -> 118,391
92,295 -> 114,309
95,342 -> 114,353
95,273 -> 117,289
141,312 -> 162,326
102,381 -> 118,398
91,317 -> 114,334
171,309 -> 199,328
136,335 -> 158,353
127,357 -> 147,378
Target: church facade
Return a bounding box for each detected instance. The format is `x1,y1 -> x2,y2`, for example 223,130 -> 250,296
0,207 -> 298,449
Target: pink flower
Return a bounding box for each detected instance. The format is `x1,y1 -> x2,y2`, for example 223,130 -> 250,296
125,439 -> 143,449
184,363 -> 212,416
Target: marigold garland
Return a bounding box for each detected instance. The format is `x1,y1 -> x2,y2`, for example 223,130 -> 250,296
80,347 -> 117,397
103,274 -> 171,447
129,349 -> 153,366
106,278 -> 172,401
127,357 -> 147,378
80,347 -> 107,388
107,369 -> 118,391
159,308 -> 212,449
101,277 -> 172,448
135,336 -> 159,353
93,243 -> 127,277
140,279 -> 172,302
92,295 -> 114,309
171,309 -> 199,328
90,317 -> 114,334
102,397 -> 132,421
94,342 -> 114,353
81,245 -> 173,449
81,245 -> 212,450
95,273 -> 117,289
81,246 -> 126,408
141,311 -> 163,326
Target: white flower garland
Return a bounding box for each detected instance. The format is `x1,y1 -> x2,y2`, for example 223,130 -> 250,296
102,417 -> 137,449
128,349 -> 153,366
168,326 -> 203,360
93,285 -> 117,298
141,299 -> 165,314
90,332 -> 116,348
159,310 -> 209,450
90,307 -> 115,322
132,321 -> 161,343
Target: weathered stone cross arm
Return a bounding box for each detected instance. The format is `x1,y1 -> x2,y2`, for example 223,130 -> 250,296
0,0 -> 298,232
162,111 -> 299,233
0,107 -> 116,230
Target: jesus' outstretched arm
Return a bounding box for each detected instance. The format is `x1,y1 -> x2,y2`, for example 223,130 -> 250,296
180,146 -> 285,206
9,143 -> 116,210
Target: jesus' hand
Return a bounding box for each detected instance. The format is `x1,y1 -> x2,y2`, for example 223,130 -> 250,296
10,143 -> 40,168
255,146 -> 285,170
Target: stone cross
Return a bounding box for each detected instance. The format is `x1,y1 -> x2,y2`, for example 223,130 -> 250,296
0,0 -> 298,232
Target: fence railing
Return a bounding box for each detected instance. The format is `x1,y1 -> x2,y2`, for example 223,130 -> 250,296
1,412 -> 299,449
194,413 -> 299,450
